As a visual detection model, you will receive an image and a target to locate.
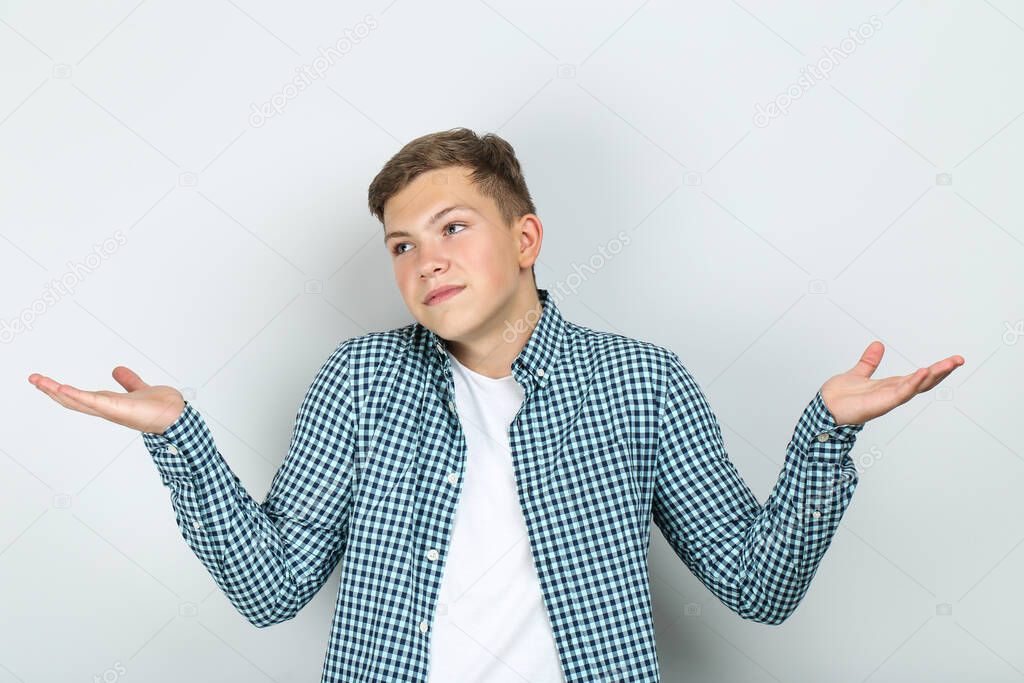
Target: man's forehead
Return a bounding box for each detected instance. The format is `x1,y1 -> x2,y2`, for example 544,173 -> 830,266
384,170 -> 486,227
404,165 -> 472,193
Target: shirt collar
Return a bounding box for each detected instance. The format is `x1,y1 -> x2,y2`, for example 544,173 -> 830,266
417,287 -> 566,394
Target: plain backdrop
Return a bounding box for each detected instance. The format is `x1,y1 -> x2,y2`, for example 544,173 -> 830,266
2,1 -> 1022,681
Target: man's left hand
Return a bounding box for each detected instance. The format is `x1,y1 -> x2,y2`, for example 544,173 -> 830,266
820,341 -> 965,426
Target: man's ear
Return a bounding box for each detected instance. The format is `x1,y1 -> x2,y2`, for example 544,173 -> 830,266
516,214 -> 543,269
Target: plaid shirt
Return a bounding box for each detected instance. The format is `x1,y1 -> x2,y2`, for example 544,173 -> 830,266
141,287 -> 864,682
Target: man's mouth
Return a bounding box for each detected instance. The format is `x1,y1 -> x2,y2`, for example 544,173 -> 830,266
424,285 -> 466,306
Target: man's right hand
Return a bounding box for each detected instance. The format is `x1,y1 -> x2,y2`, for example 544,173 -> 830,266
28,366 -> 185,435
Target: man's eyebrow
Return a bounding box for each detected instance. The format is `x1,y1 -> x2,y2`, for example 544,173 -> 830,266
384,205 -> 477,242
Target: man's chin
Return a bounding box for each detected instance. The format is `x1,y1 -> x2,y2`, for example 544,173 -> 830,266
420,309 -> 481,345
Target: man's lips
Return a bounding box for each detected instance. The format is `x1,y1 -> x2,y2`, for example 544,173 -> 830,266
424,285 -> 465,306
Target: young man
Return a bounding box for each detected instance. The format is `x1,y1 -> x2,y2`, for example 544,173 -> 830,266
29,128 -> 964,682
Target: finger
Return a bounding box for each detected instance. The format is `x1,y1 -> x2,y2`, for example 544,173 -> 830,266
30,373 -> 77,394
926,355 -> 964,374
895,367 -> 929,400
31,377 -> 104,417
56,384 -> 116,414
920,372 -> 952,392
112,366 -> 149,392
29,373 -> 70,397
849,340 -> 885,379
916,357 -> 965,392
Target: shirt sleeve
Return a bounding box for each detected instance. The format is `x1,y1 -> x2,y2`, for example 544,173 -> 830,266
140,339 -> 358,628
652,352 -> 864,625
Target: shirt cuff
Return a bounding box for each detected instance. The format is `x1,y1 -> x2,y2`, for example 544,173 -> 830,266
804,388 -> 866,453
140,401 -> 219,480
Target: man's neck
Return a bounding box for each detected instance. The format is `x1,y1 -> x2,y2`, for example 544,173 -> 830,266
444,287 -> 542,380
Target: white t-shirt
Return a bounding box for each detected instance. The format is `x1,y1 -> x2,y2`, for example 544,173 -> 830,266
426,349 -> 566,683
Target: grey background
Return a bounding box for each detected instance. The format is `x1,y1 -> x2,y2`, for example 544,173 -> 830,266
2,0 -> 1022,681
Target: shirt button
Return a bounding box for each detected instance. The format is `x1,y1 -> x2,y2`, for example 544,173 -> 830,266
426,549 -> 439,561
167,445 -> 179,455
816,433 -> 830,443
447,400 -> 455,413
192,520 -> 202,529
446,472 -> 458,485
810,510 -> 822,519
536,368 -> 545,377
419,619 -> 429,634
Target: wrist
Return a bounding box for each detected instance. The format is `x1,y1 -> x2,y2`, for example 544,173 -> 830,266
153,396 -> 186,434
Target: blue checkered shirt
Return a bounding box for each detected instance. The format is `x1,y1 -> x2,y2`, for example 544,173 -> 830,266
141,287 -> 864,682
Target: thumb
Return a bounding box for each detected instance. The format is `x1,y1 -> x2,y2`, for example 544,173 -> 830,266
112,366 -> 149,392
849,341 -> 884,379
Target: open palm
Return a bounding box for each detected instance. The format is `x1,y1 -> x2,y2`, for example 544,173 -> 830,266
820,341 -> 965,426
28,366 -> 185,435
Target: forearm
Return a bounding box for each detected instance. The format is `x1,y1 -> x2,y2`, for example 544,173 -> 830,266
142,401 -> 341,627
734,390 -> 863,623
653,383 -> 864,625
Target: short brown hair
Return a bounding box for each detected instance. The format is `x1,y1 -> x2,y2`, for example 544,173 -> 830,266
368,127 -> 536,229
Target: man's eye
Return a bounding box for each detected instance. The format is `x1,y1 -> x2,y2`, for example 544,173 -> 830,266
392,222 -> 466,256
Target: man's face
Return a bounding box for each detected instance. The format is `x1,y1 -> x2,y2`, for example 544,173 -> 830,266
383,165 -> 535,343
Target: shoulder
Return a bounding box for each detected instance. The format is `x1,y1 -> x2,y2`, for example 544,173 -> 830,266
561,322 -> 687,405
338,323 -> 415,368
312,324 -> 415,398
564,320 -> 678,375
